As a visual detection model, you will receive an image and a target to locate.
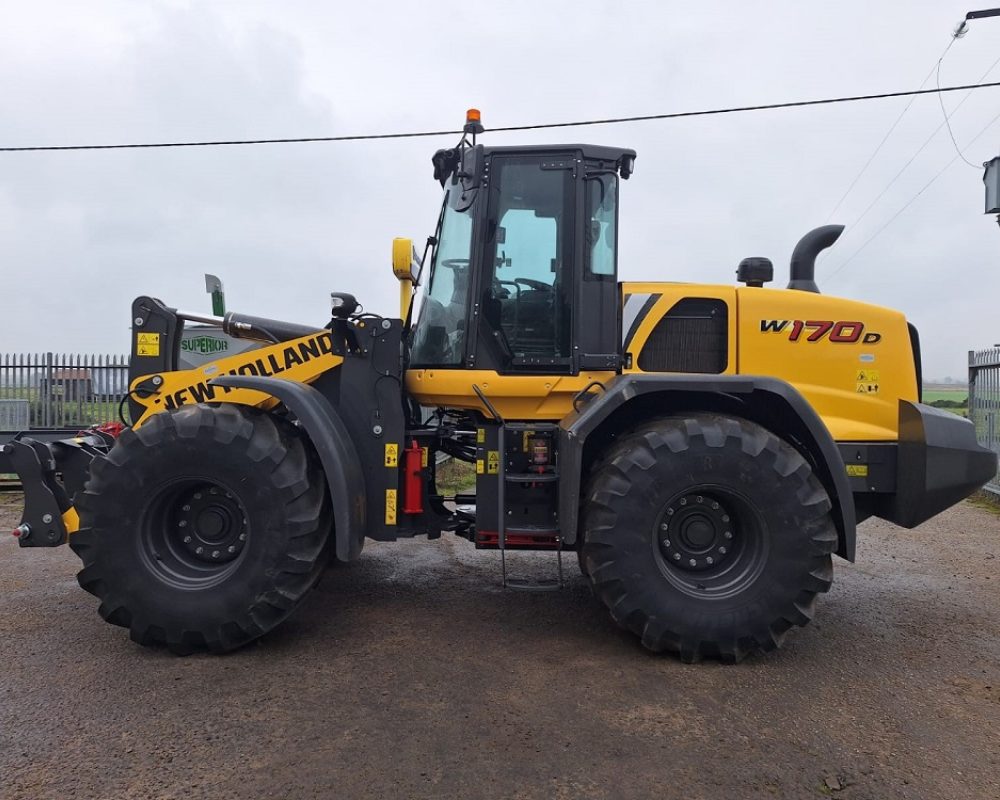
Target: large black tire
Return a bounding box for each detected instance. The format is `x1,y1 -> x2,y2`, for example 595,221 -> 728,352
70,404 -> 331,654
580,414 -> 837,663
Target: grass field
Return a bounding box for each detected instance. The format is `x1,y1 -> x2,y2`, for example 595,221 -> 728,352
922,387 -> 969,404
0,386 -> 120,428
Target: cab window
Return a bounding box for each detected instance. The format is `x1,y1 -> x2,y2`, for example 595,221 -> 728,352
483,158 -> 573,364
586,173 -> 617,277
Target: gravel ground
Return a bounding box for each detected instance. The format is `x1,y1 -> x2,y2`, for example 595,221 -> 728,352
1,491 -> 999,800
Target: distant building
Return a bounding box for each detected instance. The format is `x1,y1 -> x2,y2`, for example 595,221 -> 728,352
41,368 -> 93,402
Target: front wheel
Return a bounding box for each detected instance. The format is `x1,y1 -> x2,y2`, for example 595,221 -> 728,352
580,415 -> 837,662
71,404 -> 332,654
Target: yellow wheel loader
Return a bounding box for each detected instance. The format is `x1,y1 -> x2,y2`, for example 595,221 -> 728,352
6,111 -> 995,661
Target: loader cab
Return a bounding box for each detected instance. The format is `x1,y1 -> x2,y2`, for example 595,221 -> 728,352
409,144 -> 635,375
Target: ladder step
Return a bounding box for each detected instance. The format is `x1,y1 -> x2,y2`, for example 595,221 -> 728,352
504,472 -> 558,483
504,577 -> 562,593
476,529 -> 560,549
503,422 -> 559,431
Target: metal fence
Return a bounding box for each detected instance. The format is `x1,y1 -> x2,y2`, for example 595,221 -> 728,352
969,348 -> 1000,495
0,353 -> 129,431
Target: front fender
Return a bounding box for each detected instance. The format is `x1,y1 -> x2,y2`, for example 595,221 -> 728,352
211,375 -> 366,561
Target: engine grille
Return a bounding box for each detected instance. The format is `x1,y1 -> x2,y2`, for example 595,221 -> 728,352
636,298 -> 728,373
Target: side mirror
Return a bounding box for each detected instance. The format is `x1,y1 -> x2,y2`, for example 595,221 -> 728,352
392,237 -> 417,280
392,237 -> 420,321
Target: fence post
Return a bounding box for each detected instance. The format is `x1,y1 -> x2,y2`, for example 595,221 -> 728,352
968,350 -> 976,419
44,352 -> 53,428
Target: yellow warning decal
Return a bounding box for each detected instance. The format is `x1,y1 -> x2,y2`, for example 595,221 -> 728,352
384,443 -> 399,467
136,332 -> 160,357
487,450 -> 499,475
846,464 -> 869,477
855,368 -> 880,395
476,459 -> 484,474
421,447 -> 428,468
385,489 -> 397,525
476,428 -> 485,443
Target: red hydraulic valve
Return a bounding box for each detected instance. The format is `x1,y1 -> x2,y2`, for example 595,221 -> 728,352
402,439 -> 424,515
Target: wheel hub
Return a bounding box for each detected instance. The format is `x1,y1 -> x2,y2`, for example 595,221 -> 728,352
174,485 -> 247,564
657,493 -> 735,572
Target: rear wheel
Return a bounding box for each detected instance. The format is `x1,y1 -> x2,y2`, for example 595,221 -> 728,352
580,414 -> 837,662
71,404 -> 331,654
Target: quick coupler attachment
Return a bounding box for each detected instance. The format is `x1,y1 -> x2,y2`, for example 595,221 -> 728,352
4,431 -> 113,548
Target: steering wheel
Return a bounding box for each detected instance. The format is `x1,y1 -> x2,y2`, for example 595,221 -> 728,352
514,277 -> 552,292
441,258 -> 470,269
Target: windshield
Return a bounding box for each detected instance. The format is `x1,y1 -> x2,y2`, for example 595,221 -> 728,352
409,189 -> 474,366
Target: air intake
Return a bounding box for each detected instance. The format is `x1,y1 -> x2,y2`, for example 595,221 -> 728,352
787,225 -> 844,293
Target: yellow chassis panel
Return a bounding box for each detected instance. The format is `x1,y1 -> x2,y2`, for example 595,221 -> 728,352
405,369 -> 616,420
129,330 -> 343,428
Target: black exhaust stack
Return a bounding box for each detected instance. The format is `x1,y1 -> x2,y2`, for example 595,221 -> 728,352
787,224 -> 844,293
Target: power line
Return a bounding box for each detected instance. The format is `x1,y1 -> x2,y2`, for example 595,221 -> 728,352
839,52 -> 1000,234
936,55 -> 985,168
2,80 -> 1000,153
826,36 -> 957,221
826,107 -> 1000,283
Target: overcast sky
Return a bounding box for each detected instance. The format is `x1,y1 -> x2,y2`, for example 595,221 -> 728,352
1,0 -> 998,380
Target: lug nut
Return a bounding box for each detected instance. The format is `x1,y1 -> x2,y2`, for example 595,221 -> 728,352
718,546 -> 727,555
660,523 -> 668,531
663,539 -> 671,547
721,514 -> 730,523
212,550 -> 220,559
239,533 -> 247,541
182,505 -> 191,512
227,545 -> 236,554
183,536 -> 192,543
724,531 -> 732,539
679,498 -> 687,506
706,556 -> 714,565
696,496 -> 703,504
195,546 -> 204,555
666,508 -> 675,516
194,493 -> 202,500
178,520 -> 187,528
689,558 -> 696,566
209,488 -> 218,495
673,553 -> 681,561
711,502 -> 719,510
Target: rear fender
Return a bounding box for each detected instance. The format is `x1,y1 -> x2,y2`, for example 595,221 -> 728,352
558,374 -> 857,561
